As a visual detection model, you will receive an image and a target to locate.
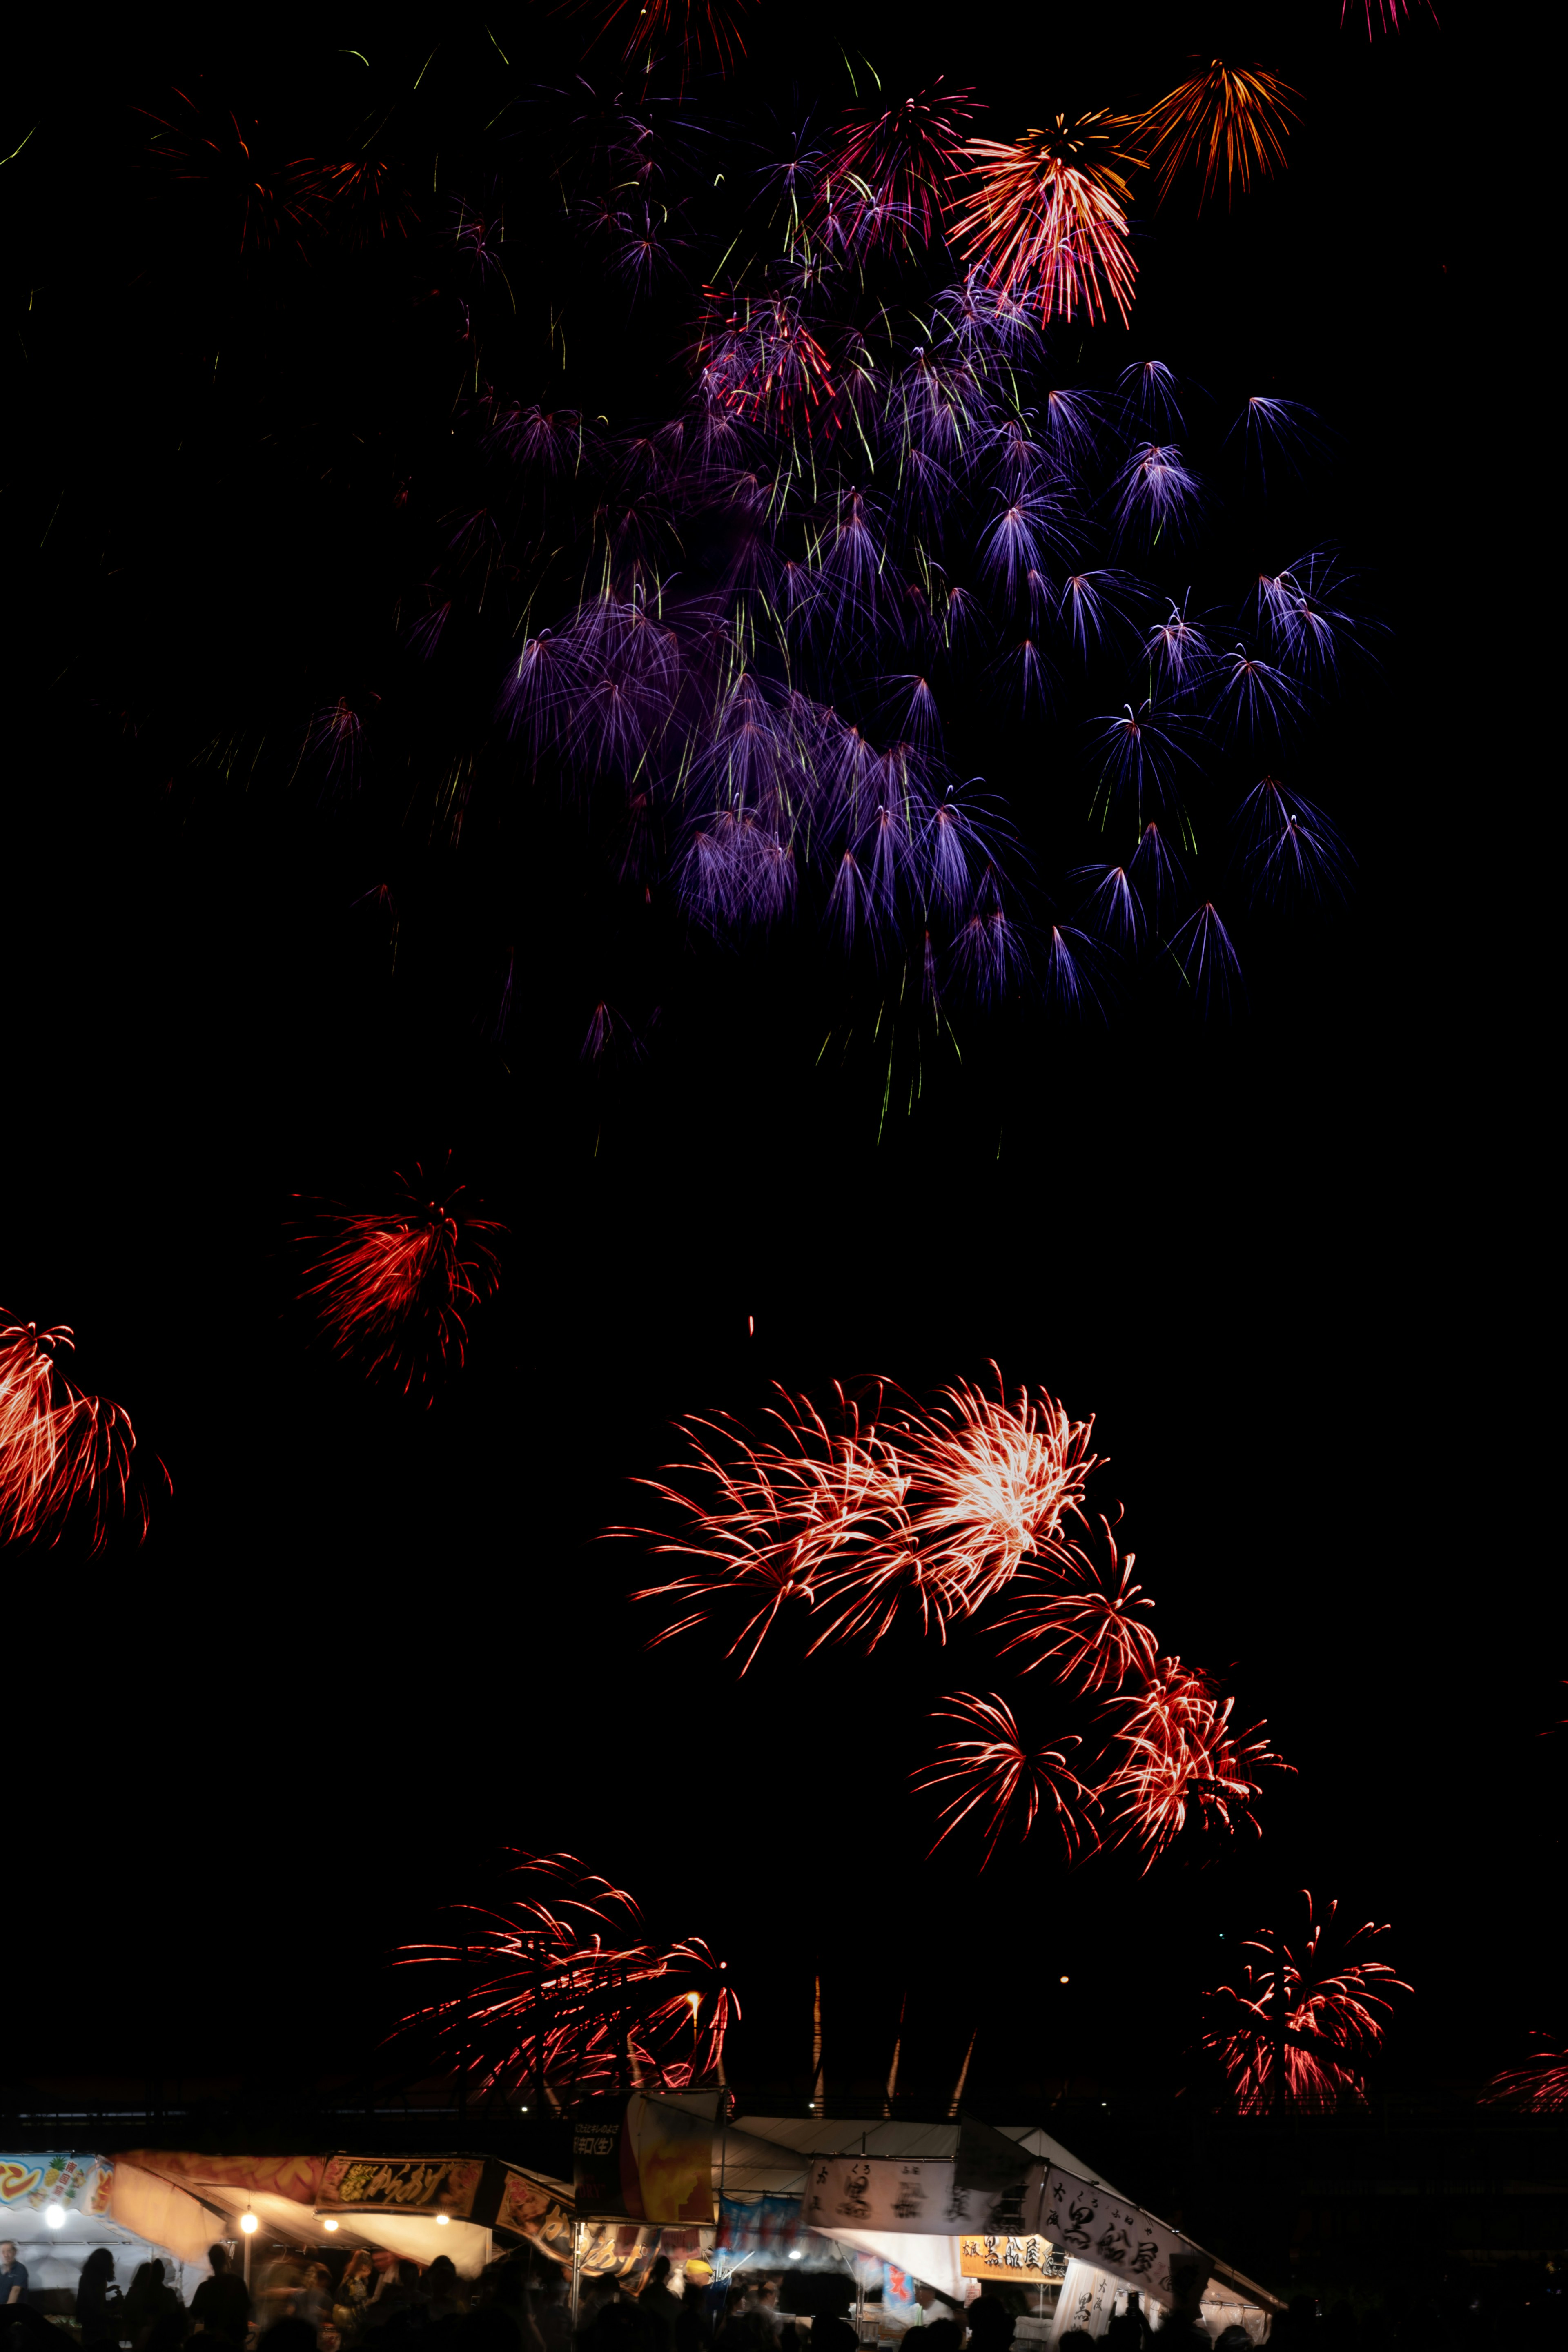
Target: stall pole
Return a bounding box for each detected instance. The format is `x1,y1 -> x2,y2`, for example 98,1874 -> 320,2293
570,2220 -> 583,2331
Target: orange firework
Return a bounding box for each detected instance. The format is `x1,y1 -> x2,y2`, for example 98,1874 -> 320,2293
1134,62 -> 1298,209
399,1851 -> 735,2100
1203,1895 -> 1410,2109
914,1692 -> 1098,1866
295,1168 -> 503,1395
951,115 -> 1139,326
1104,1655 -> 1290,1864
991,1514 -> 1157,1691
0,1312 -> 152,1553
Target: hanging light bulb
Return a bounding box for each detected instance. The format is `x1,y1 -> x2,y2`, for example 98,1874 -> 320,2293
240,2212 -> 259,2236
44,2204 -> 67,2229
322,2220 -> 340,2234
435,2214 -> 450,2228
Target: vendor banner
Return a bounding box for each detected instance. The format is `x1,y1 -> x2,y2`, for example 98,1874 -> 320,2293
0,2156 -> 114,2215
573,2096 -> 714,2225
952,2116 -> 1045,2234
320,2155 -> 486,2219
1037,2167 -> 1212,2312
801,2157 -> 964,2236
958,2235 -> 1066,2285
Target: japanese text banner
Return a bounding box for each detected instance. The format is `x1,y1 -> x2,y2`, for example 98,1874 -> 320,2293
1037,2167 -> 1211,2310
801,2157 -> 964,2236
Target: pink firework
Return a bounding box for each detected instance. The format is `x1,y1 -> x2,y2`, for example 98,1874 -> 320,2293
295,1168 -> 503,1394
0,1311 -> 153,1553
914,1692 -> 1098,1866
991,1514 -> 1158,1691
1203,1895 -> 1410,2109
398,1851 -> 735,2100
815,84 -> 978,254
1104,1655 -> 1290,1864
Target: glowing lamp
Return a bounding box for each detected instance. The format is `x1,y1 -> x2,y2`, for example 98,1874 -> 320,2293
323,2220 -> 340,2234
435,2214 -> 450,2227
1058,1975 -> 1069,1985
788,2251 -> 803,2263
44,2204 -> 66,2229
240,2213 -> 259,2236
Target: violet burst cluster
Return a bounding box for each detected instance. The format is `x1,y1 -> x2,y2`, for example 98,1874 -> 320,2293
360,67 -> 1381,1064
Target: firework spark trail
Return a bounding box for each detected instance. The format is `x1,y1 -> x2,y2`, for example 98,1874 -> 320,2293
398,1851 -> 736,2100
952,117 -> 1139,327
296,1169 -> 504,1394
1203,1895 -> 1410,2108
1134,64 -> 1298,210
814,86 -> 978,255
913,1691 -> 1098,1866
1103,1655 -> 1289,1864
626,1369 -> 1098,1662
0,1312 -> 151,1553
1483,2037 -> 1568,2114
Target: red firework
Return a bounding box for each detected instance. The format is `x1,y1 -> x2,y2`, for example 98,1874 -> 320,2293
625,1386 -> 929,1668
0,1312 -> 155,1553
625,1368 -> 1098,1664
1132,63 -> 1298,210
1482,2036 -> 1568,2114
572,0 -> 750,76
990,1513 -> 1157,1691
1203,1895 -> 1410,2109
914,1692 -> 1097,1866
295,1167 -> 503,1395
951,115 -> 1139,327
398,1851 -> 735,2101
1104,1655 -> 1290,1864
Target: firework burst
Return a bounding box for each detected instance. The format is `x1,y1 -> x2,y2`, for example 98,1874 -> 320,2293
624,1368 -> 1098,1663
1482,2036 -> 1568,2114
914,1691 -> 1097,1866
1134,64 -> 1298,210
399,1851 -> 735,2102
1104,1656 -> 1289,1864
0,1312 -> 154,1553
1203,1894 -> 1410,2109
953,115 -> 1139,326
295,1169 -> 504,1396
991,1514 -> 1158,1692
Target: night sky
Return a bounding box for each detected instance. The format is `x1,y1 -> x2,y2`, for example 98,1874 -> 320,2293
2,0 -> 1555,2121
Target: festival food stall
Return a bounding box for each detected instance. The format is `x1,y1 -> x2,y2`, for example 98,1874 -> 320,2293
567,2098 -> 1285,2342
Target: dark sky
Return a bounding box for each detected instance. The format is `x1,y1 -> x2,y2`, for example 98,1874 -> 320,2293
2,0 -> 1554,2117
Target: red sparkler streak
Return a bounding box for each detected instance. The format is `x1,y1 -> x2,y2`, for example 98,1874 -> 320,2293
697,293 -> 837,434
1482,2037 -> 1568,2114
295,1169 -> 503,1394
900,1368 -> 1100,1610
1102,1656 -> 1290,1865
951,116 -> 1139,327
0,1313 -> 151,1553
913,1692 -> 1098,1867
1131,63 -> 1298,210
398,1851 -> 737,2100
991,1515 -> 1157,1691
1203,1895 -> 1410,2109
